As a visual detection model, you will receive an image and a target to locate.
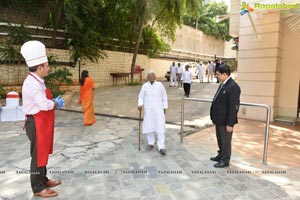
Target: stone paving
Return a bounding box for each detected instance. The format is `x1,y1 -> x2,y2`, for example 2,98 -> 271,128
0,80 -> 299,199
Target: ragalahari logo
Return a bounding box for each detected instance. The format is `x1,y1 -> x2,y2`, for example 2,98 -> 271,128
240,2 -> 254,16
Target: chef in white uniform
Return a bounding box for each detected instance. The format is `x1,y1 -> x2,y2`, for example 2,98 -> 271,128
138,70 -> 168,155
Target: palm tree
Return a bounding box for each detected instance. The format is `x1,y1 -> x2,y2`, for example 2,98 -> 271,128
0,23 -> 30,84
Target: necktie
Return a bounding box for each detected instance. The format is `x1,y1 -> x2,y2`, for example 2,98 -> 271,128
213,83 -> 223,101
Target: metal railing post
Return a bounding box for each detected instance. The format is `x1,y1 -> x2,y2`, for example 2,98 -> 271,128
263,105 -> 271,164
181,99 -> 184,143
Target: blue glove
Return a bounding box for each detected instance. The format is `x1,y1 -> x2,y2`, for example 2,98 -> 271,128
54,95 -> 65,110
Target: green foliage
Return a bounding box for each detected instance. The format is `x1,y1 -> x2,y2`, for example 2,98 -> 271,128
97,0 -> 134,41
1,0 -> 202,66
0,0 -> 45,12
183,2 -> 231,41
127,0 -> 200,82
0,23 -> 30,64
48,55 -> 59,68
151,0 -> 200,41
64,0 -> 107,63
142,26 -> 171,58
228,59 -> 238,72
0,44 -> 22,64
0,85 -> 6,99
7,23 -> 31,45
44,68 -> 73,97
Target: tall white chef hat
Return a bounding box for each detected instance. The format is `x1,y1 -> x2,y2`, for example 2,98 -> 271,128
20,40 -> 48,67
147,69 -> 155,75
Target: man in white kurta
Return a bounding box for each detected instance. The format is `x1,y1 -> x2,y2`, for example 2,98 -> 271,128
195,63 -> 204,83
138,70 -> 168,155
169,62 -> 177,87
176,63 -> 183,87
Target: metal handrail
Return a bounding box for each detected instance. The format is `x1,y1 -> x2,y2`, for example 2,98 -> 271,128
181,98 -> 271,164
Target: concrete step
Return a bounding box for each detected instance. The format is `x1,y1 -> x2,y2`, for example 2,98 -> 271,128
274,116 -> 298,126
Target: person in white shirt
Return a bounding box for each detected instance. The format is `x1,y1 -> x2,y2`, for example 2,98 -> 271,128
195,62 -> 204,83
138,70 -> 168,155
181,65 -> 193,97
21,41 -> 64,198
169,62 -> 177,87
176,63 -> 183,87
207,61 -> 215,83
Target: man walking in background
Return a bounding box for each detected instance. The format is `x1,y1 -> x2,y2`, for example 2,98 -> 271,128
195,62 -> 204,83
210,64 -> 241,168
169,62 -> 177,87
207,61 -> 215,83
176,62 -> 183,87
182,64 -> 193,97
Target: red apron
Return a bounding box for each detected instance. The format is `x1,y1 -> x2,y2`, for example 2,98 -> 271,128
29,73 -> 55,167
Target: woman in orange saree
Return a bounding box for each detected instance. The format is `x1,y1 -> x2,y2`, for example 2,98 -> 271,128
79,70 -> 96,126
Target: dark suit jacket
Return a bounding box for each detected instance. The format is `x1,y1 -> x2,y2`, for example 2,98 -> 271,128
210,77 -> 241,126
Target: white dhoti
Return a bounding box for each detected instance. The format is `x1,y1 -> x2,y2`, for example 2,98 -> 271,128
138,81 -> 168,150
143,108 -> 166,150
170,73 -> 177,86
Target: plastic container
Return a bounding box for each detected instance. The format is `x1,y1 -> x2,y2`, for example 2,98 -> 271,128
6,91 -> 19,107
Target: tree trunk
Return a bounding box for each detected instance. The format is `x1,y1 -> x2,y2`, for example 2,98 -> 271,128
128,12 -> 137,53
52,1 -> 63,47
130,9 -> 146,83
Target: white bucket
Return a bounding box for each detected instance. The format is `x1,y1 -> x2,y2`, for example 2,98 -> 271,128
6,91 -> 19,107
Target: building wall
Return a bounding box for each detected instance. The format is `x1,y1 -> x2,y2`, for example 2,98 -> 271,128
229,0 -> 240,37
149,59 -> 172,79
0,49 -> 149,93
237,9 -> 283,121
232,0 -> 300,120
279,24 -> 300,117
169,25 -> 226,57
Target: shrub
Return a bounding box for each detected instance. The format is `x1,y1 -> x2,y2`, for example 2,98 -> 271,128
44,68 -> 73,98
0,85 -> 6,99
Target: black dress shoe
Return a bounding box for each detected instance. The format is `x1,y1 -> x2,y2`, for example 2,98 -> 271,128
147,145 -> 154,151
214,161 -> 229,168
159,149 -> 166,156
210,156 -> 220,162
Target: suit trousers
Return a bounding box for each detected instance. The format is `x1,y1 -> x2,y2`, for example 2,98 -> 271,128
25,116 -> 49,193
215,125 -> 232,163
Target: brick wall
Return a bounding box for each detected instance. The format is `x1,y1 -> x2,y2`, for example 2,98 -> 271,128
0,49 -> 149,93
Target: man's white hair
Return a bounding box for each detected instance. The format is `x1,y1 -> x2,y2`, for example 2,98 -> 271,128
147,69 -> 155,75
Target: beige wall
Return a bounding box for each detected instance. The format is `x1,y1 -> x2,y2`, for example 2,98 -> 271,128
149,59 -> 172,79
279,24 -> 300,117
232,0 -> 300,120
229,0 -> 240,37
167,25 -> 228,58
237,10 -> 283,121
0,49 -> 149,92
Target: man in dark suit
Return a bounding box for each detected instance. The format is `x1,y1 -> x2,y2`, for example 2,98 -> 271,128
214,59 -> 221,83
210,64 -> 240,168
